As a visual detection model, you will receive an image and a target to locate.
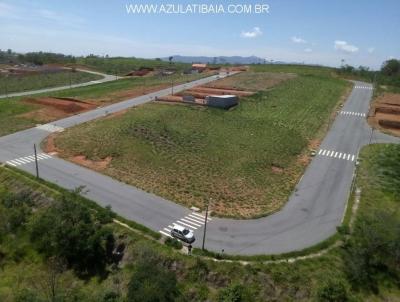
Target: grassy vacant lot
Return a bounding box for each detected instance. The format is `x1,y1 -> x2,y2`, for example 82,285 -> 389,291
0,72 -> 210,137
0,144 -> 399,301
0,70 -> 102,95
54,72 -> 349,218
75,57 -> 190,75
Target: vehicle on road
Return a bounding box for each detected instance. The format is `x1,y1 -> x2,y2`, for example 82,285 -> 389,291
170,224 -> 195,243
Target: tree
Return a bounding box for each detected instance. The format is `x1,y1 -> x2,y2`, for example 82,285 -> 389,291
29,192 -> 115,276
127,257 -> 179,302
168,56 -> 174,64
381,59 -> 400,76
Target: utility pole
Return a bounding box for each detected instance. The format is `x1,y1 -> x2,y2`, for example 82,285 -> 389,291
34,144 -> 39,179
202,198 -> 211,251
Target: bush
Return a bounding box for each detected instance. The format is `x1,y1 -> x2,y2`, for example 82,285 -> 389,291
165,237 -> 183,250
218,284 -> 251,302
343,210 -> 400,291
29,191 -> 115,276
127,257 -> 180,302
316,278 -> 349,302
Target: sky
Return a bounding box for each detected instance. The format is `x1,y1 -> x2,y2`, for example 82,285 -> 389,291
0,0 -> 399,69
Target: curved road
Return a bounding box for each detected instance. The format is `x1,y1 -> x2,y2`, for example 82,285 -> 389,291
0,78 -> 399,255
0,68 -> 117,99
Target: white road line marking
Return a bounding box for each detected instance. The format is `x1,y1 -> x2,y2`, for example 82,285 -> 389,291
163,227 -> 172,232
9,160 -> 21,165
351,155 -> 355,161
187,215 -> 205,223
322,150 -> 327,156
25,155 -> 35,160
338,153 -> 342,159
177,220 -> 198,229
184,216 -> 204,224
17,158 -> 31,163
6,161 -> 17,166
40,153 -> 52,158
159,230 -> 172,238
334,152 -> 338,158
13,159 -> 26,164
36,155 -> 48,160
180,218 -> 202,227
318,149 -> 322,155
191,212 -> 211,221
347,154 -> 351,160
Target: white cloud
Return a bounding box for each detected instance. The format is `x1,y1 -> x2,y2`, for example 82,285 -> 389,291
304,48 -> 312,53
291,36 -> 306,44
334,40 -> 359,53
241,27 -> 262,38
367,47 -> 375,54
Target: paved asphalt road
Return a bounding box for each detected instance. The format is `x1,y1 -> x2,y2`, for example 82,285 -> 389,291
0,68 -> 117,99
0,79 -> 399,255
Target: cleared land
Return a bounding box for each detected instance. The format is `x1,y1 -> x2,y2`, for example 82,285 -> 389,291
0,143 -> 399,301
0,70 -> 102,95
0,72 -> 211,137
368,92 -> 400,136
53,71 -> 349,218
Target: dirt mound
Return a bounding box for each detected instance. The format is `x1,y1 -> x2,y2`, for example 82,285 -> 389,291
19,97 -> 96,123
24,97 -> 95,113
369,93 -> 400,136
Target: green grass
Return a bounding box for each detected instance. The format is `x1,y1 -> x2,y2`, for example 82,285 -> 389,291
0,72 -> 212,137
54,73 -> 349,218
0,143 -> 399,301
0,100 -> 40,136
75,57 -> 191,75
49,72 -> 212,101
251,64 -> 336,77
0,71 -> 102,95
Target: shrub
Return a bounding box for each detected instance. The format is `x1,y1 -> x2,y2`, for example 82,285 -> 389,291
316,278 -> 349,302
29,191 -> 115,276
127,257 -> 180,302
165,237 -> 183,250
218,284 -> 251,302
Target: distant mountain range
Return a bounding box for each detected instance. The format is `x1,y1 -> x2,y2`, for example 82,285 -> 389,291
162,55 -> 273,65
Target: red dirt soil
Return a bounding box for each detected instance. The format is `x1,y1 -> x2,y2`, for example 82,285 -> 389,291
369,92 -> 400,136
19,97 -> 97,123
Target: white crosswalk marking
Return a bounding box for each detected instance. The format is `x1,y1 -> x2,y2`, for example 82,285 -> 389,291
36,124 -> 64,133
158,211 -> 211,238
317,149 -> 356,163
340,111 -> 366,117
6,153 -> 52,167
354,86 -> 373,90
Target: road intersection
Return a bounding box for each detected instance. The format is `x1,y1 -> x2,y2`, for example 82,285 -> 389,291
0,78 -> 399,255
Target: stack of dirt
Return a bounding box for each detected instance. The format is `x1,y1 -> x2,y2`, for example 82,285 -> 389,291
369,93 -> 400,134
20,97 -> 96,122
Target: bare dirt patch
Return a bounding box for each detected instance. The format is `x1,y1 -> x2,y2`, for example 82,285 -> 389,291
19,97 -> 96,123
70,155 -> 112,171
369,93 -> 400,136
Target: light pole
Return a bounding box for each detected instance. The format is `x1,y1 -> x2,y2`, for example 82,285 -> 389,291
202,198 -> 211,251
34,144 -> 39,179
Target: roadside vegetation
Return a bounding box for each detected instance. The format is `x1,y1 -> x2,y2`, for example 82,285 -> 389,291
0,143 -> 399,301
0,70 -> 102,95
54,71 -> 349,218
